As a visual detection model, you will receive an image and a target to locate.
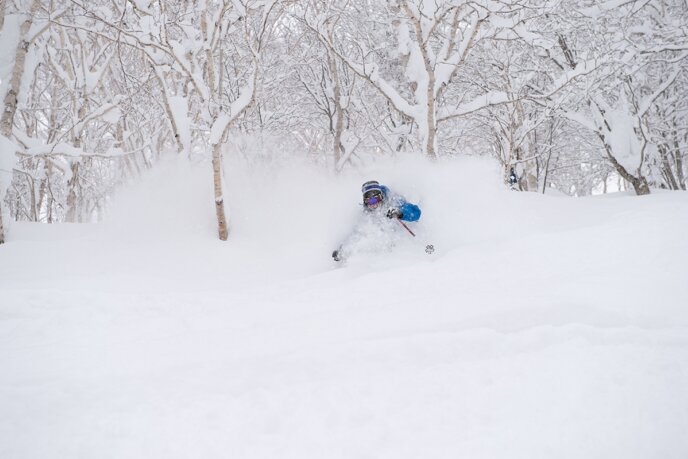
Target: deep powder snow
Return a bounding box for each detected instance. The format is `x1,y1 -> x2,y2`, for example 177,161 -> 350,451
1,157 -> 687,458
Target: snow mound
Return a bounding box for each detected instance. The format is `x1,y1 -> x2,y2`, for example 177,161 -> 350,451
2,156 -> 688,459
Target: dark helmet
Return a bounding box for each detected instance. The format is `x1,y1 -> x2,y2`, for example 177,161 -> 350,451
361,180 -> 384,209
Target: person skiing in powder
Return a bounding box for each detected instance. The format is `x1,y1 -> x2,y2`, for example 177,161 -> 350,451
508,167 -> 519,189
332,180 -> 421,262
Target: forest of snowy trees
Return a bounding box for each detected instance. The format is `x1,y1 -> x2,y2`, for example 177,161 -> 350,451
0,0 -> 686,242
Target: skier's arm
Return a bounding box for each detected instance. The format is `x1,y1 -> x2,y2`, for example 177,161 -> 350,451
385,189 -> 421,222
398,202 -> 421,222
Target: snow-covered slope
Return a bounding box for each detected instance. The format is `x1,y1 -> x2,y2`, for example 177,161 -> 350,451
1,157 -> 687,459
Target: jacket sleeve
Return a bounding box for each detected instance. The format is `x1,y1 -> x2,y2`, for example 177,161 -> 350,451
383,186 -> 421,222
399,202 -> 421,222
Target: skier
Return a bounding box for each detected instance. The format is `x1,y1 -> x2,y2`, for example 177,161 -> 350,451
508,167 -> 519,189
332,180 -> 421,262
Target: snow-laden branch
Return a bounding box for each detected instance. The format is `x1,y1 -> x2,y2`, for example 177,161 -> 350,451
49,10 -> 209,101
434,13 -> 481,97
561,109 -> 597,132
637,68 -> 683,118
578,0 -> 648,18
70,97 -> 124,139
318,32 -> 419,120
209,68 -> 257,145
13,129 -> 151,160
437,91 -> 513,122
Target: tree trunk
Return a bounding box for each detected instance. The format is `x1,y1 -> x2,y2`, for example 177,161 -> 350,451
420,31 -> 437,160
212,142 -> 228,241
0,205 -> 4,244
0,0 -> 6,31
26,162 -> 37,221
658,143 -> 680,190
425,79 -> 437,160
66,161 -> 80,222
326,48 -> 344,171
599,134 -> 650,195
147,65 -> 185,154
676,153 -> 686,191
541,122 -> 555,194
629,176 -> 650,195
401,2 -> 437,160
595,122 -> 651,195
672,131 -> 686,190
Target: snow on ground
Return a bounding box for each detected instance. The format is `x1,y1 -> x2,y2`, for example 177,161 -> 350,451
1,156 -> 687,459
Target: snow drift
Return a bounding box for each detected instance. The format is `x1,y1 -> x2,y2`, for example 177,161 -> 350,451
1,156 -> 687,459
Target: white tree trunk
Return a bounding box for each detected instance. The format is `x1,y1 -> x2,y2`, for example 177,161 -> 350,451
212,142 -> 228,241
326,48 -> 345,170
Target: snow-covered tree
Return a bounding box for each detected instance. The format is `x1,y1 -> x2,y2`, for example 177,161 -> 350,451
554,0 -> 688,195
0,0 -> 46,242
1,0 -> 686,243
54,0 -> 279,239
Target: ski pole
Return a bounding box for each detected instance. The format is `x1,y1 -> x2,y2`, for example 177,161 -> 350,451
396,218 -> 435,254
396,219 -> 416,237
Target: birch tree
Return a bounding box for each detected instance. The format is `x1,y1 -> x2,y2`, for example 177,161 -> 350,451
286,0 -> 379,170
313,0 -> 476,158
0,0 -> 45,243
555,0 -> 688,195
5,1 -> 145,224
64,0 -> 278,239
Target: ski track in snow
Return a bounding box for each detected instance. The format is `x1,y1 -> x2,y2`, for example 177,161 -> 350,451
1,158 -> 687,458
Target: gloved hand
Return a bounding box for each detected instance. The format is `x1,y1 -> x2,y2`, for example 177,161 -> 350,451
386,208 -> 403,219
332,250 -> 342,262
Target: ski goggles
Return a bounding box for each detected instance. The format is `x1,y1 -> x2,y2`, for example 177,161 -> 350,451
364,194 -> 383,206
